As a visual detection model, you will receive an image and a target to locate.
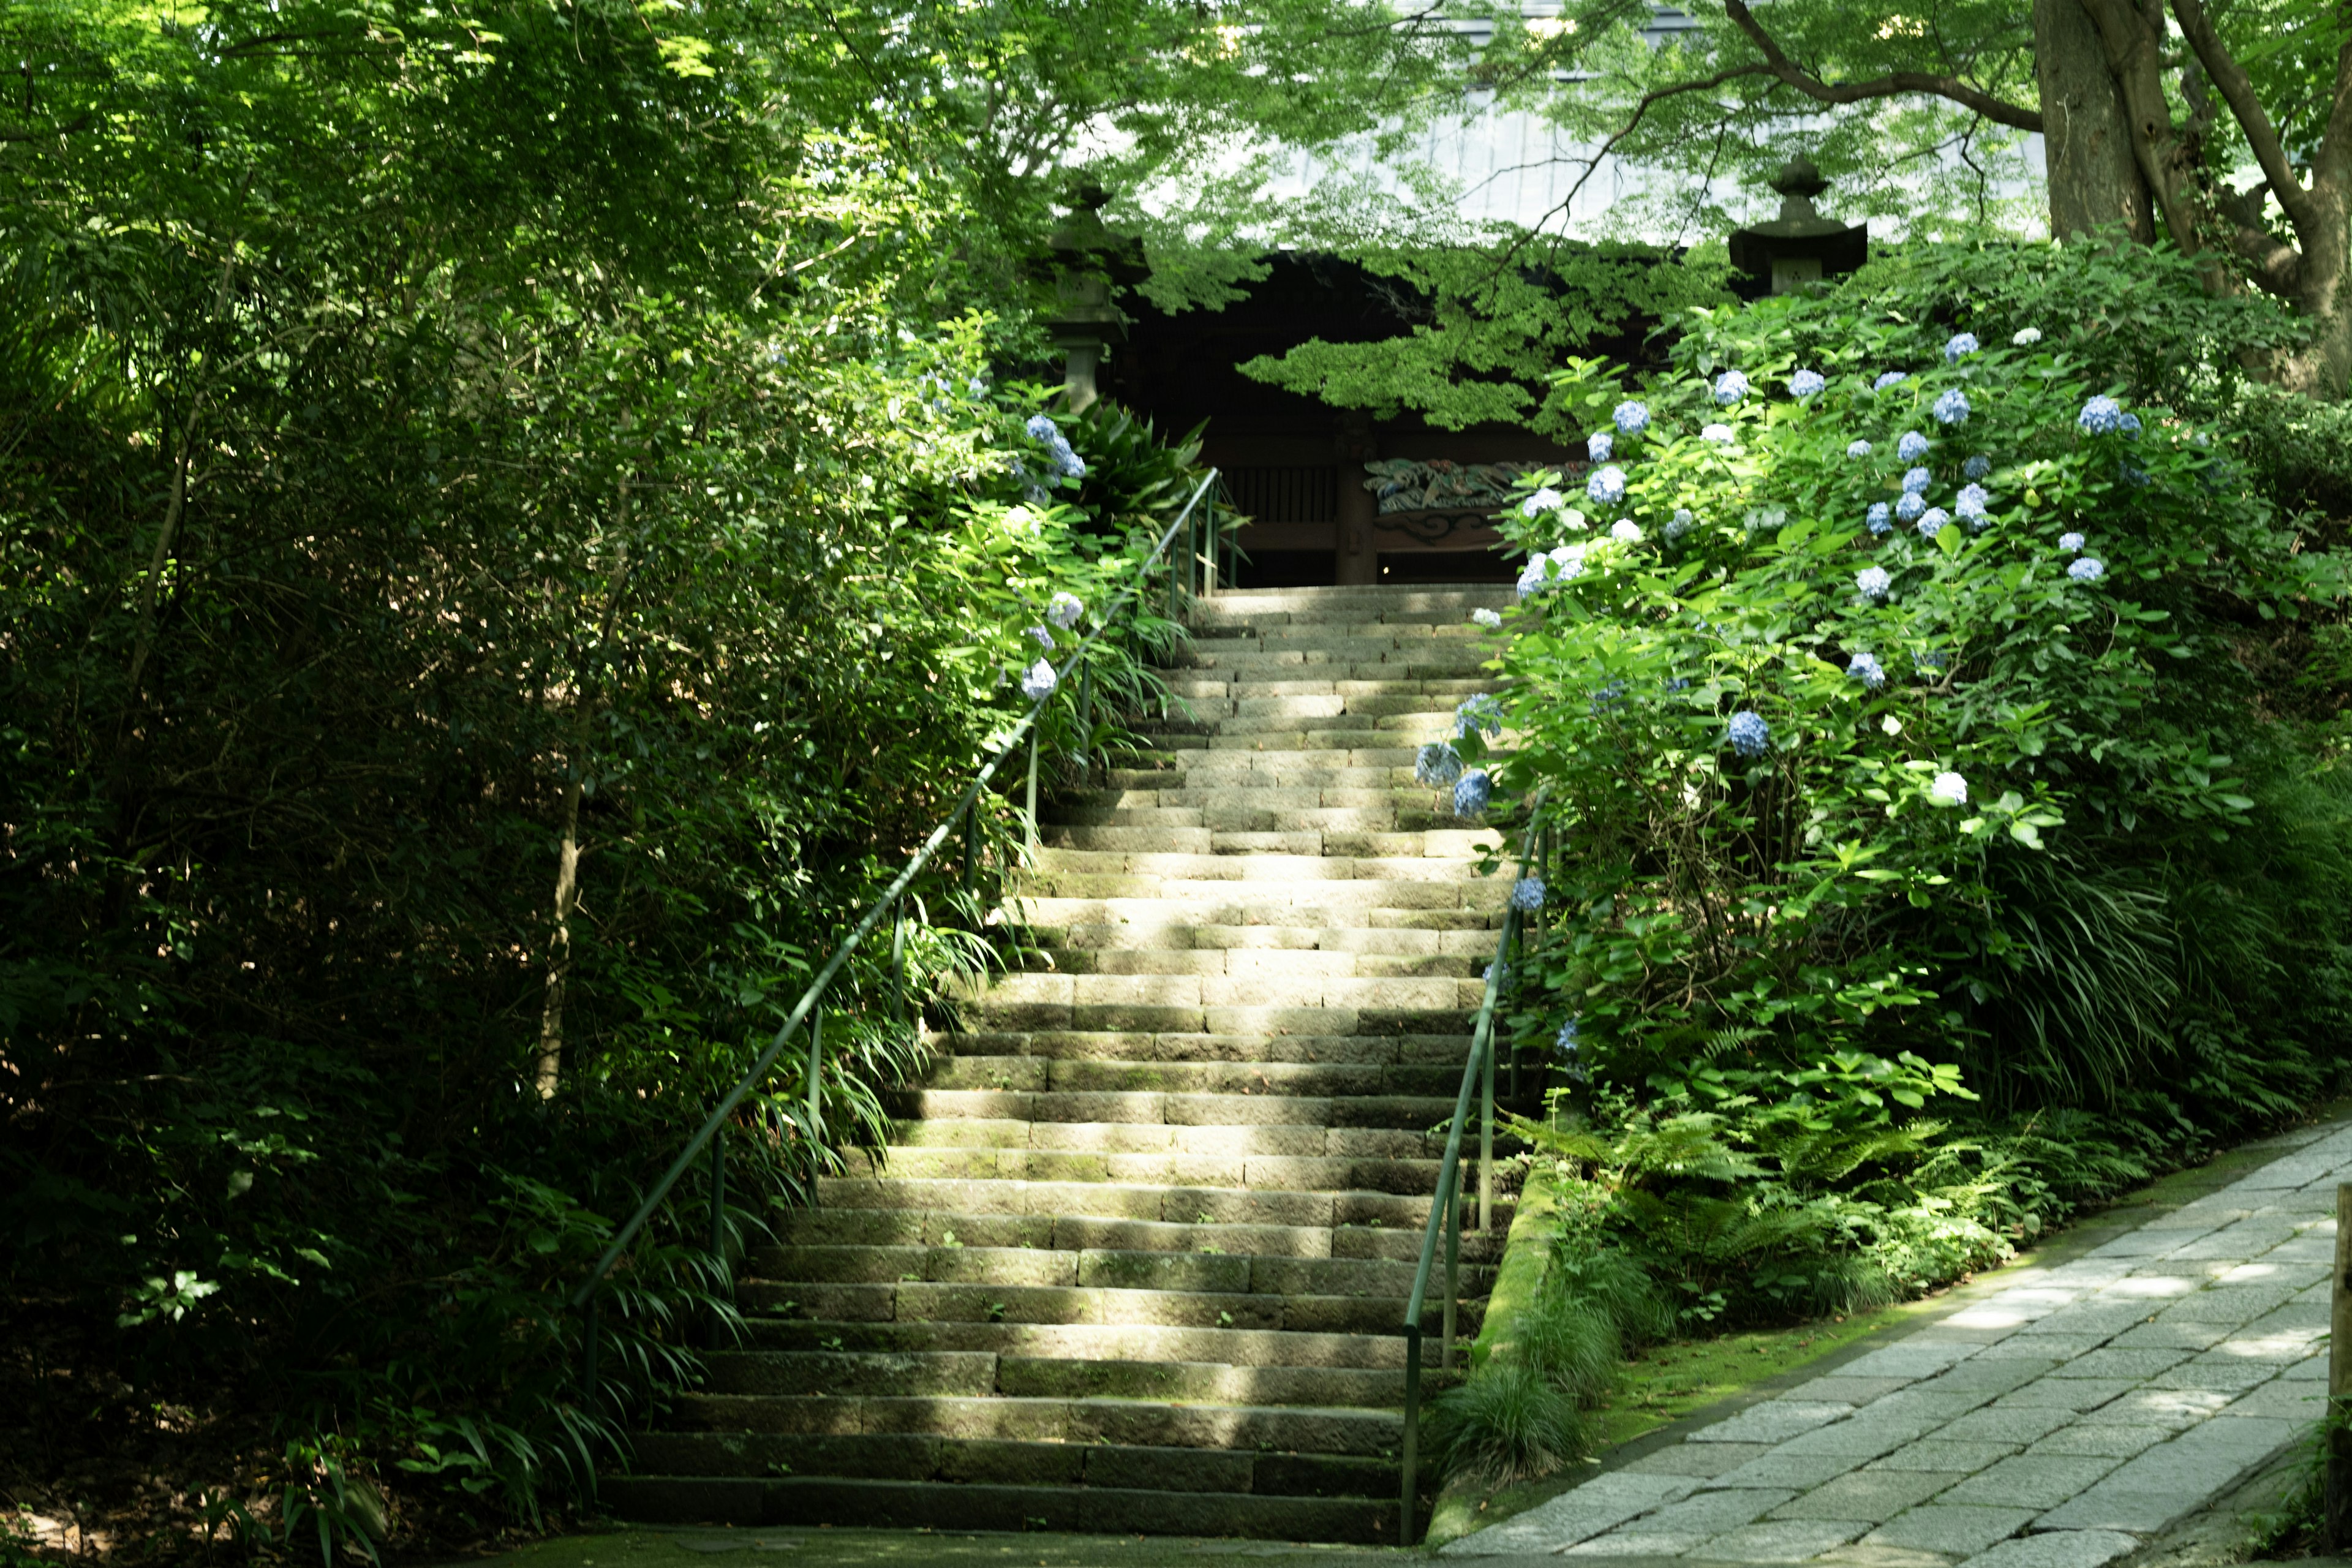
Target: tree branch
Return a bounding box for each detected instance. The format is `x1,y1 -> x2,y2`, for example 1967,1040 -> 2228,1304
2168,0 -> 2316,228
1723,0 -> 2043,131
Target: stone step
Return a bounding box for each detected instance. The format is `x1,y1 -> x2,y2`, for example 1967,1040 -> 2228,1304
1036,824 -> 1477,856
737,1280 -> 1488,1336
1025,923 -> 1496,956
770,1208 -> 1510,1264
930,1027 -> 1507,1065
1057,789 -> 1421,813
757,1246 -> 1483,1298
1165,677 -> 1490,699
1019,849 -> 1499,883
1103,764 -> 1425,790
1174,653 -> 1487,678
606,1474 -> 1404,1542
889,1117 -> 1456,1157
1016,897 -> 1500,933
1016,944 -> 1478,978
811,1176 -> 1454,1231
628,1431 -> 1398,1496
704,1348 -> 1435,1408
1003,876 -> 1501,915
740,1316 -> 1409,1368
662,1390 -> 1410,1451
912,1054 -> 1466,1097
842,1148 -> 1449,1196
888,1088 -> 1462,1133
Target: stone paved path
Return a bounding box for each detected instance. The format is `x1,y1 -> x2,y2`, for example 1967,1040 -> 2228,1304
1447,1119 -> 2348,1566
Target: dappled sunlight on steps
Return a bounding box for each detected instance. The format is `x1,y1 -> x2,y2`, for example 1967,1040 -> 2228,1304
606,586 -> 1525,1543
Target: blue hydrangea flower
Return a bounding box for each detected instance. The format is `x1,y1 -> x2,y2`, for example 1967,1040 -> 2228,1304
1849,651 -> 1886,688
1916,506 -> 1951,539
1590,679 -> 1628,714
1483,961 -> 1509,987
1902,466 -> 1931,494
1472,607 -> 1502,628
2079,396 -> 2124,434
1455,693 -> 1505,738
1867,502 -> 1891,535
1665,508 -> 1694,541
1663,676 -> 1691,693
1727,710 -> 1770,757
1556,1017 -> 1580,1054
1874,372 -> 1909,392
1898,431 -> 1930,461
1586,465 -> 1627,505
1515,558 -> 1549,600
1963,454 -> 1992,480
1025,414 -> 1060,443
1613,400 -> 1650,435
1848,439 -> 1872,458
1048,591 -> 1084,629
1790,369 -> 1826,398
1713,369 -> 1750,404
1058,450 -> 1087,480
2059,531 -> 2086,552
1933,388 -> 1971,426
1415,741 -> 1464,786
2119,412 -> 2143,439
1916,650 -> 1948,671
1510,877 -> 1547,913
1520,486 -> 1564,518
1929,771 -> 1968,807
2120,461 -> 2149,487
1453,769 -> 1493,816
1895,491 -> 1926,522
1955,483 -> 1990,527
1856,566 -> 1891,601
1021,659 -> 1058,701
1586,431 -> 1613,462
1945,332 -> 1980,361
1028,624 -> 1055,649
1701,423 -> 1734,444
2069,556 -> 2106,582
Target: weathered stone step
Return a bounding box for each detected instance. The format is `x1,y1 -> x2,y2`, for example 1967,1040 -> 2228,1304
750,1244 -> 1488,1302
892,1081 -> 1457,1125
936,1027 -> 1492,1063
1175,652 -> 1487,677
953,973 -> 1480,1027
662,1390 -> 1409,1451
1019,850 -> 1500,884
1016,944 -> 1477,978
629,1431 -> 1398,1497
737,1280 -> 1487,1336
741,1317 -> 1409,1368
1166,677 -> 1490,699
889,1117 -> 1455,1157
1006,876 -> 1500,916
706,1348 -> 1436,1407
1038,824 -> 1471,856
769,1208 -> 1509,1264
812,1175 -> 1455,1230
842,1146 -> 1449,1194
912,1053 -> 1466,1097
605,1473 -> 1403,1543
1017,897 -> 1499,933
1026,922 -> 1495,956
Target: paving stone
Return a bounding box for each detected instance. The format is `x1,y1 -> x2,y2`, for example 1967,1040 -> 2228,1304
2043,1347 -> 2188,1379
1768,1469 -> 1964,1523
2012,1304 -> 2151,1340
1954,1529 -> 2136,1568
1699,1520 -> 1875,1562
1940,1455 -> 2122,1510
1622,1488 -> 1796,1534
2214,1381 -> 2324,1420
1704,1452 -> 1868,1491
1564,1531 -> 1712,1556
1968,1340 -> 2099,1363
2282,1354 -> 2327,1381
2146,1357 -> 2280,1392
1867,1441 -> 2022,1473
1623,1442 -> 1777,1478
1441,1472 -> 1697,1555
1802,1379 -> 1920,1406
1864,1505 -> 2038,1556
2022,1425 -> 2168,1459
1692,1402 -> 1856,1444
2071,1388 -> 2232,1428
1936,1408 -> 2078,1446
2156,1284 -> 2300,1324
1774,1415 -> 1947,1460
1836,1346 -> 1979,1381
1991,1378 -> 2137,1412
2106,1321 -> 2231,1351
2033,1413 -> 2301,1532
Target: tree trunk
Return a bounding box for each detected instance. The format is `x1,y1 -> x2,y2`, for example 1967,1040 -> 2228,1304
2282,192 -> 2352,397
534,767 -> 584,1101
2033,0 -> 2155,242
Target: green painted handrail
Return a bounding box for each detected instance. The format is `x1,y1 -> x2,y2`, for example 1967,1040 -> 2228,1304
1398,818 -> 1539,1545
568,467 -> 1224,1479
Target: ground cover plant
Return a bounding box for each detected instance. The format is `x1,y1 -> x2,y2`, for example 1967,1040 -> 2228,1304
1418,246 -> 2352,1488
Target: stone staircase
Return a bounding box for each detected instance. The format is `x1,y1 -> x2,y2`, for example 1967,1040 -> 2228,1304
611,584 -> 1528,1544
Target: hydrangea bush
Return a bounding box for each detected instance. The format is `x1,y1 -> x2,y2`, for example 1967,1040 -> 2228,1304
1480,299 -> 2321,1308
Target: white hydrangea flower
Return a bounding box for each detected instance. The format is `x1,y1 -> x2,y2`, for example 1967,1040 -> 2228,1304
2013,326 -> 2043,345
1929,772 -> 1968,807
1610,519 -> 1643,543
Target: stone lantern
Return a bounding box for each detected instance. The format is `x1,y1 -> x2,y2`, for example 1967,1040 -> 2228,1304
1044,184 -> 1126,413
1727,156 -> 1868,298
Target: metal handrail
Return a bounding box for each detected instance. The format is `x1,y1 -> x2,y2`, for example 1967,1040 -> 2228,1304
568,466 -> 1224,1456
1398,818 -> 1540,1545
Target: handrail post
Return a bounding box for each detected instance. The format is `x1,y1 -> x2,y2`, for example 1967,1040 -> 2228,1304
1076,660 -> 1093,780
805,1001 -> 824,1195
961,802 -> 976,898
1441,1164 -> 1460,1369
1025,720 -> 1042,848
707,1123 -> 729,1350
1400,1325 -> 1422,1546
888,913 -> 907,1033
1480,1007 -> 1497,1234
